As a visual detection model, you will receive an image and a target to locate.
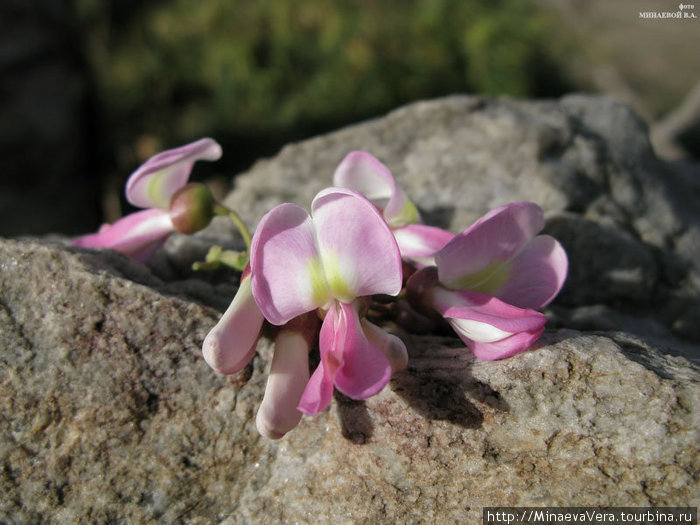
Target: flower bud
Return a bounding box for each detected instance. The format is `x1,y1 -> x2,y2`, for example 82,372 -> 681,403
169,183 -> 215,234
405,266 -> 440,315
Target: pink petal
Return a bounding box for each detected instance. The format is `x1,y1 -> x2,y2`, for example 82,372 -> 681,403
297,302 -> 344,416
331,301 -> 392,400
432,287 -> 546,360
436,201 -> 545,290
311,188 -> 402,301
202,275 -> 264,374
493,235 -> 569,310
73,208 -> 174,262
332,151 -> 418,227
125,138 -> 222,209
297,301 -> 393,415
393,224 -> 454,266
256,328 -> 312,439
361,319 -> 408,373
333,151 -> 395,208
250,203 -> 329,325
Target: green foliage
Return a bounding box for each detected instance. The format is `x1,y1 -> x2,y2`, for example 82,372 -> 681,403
75,0 -> 572,154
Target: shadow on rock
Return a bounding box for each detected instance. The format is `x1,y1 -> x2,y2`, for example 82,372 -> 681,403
391,372 -> 484,429
334,392 -> 374,444
386,334 -> 512,429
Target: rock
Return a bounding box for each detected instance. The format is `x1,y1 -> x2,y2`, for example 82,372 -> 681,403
1,96 -> 699,521
0,239 -> 698,522
0,241 -> 700,523
226,94 -> 700,345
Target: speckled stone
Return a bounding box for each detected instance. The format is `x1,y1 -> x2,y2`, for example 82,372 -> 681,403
2,95 -> 700,523
0,239 -> 698,523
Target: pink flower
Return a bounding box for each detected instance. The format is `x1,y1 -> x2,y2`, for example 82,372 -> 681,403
407,201 -> 568,360
251,188 -> 406,418
201,187 -> 408,439
73,138 -> 222,261
333,151 -> 453,266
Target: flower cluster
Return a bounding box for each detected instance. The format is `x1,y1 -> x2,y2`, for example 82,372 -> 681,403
75,141 -> 568,440
203,186 -> 409,438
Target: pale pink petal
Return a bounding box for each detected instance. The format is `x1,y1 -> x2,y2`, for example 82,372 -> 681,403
333,151 -> 395,209
492,235 -> 569,310
432,287 -> 546,360
250,203 -> 329,325
73,208 -> 174,262
436,201 -> 545,290
361,319 -> 408,373
393,224 -> 454,266
126,138 -> 222,209
311,188 -> 402,302
256,328 -> 311,439
468,330 -> 544,361
332,151 -> 418,227
202,275 -> 264,374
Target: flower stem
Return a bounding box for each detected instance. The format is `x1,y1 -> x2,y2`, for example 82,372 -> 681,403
214,203 -> 252,252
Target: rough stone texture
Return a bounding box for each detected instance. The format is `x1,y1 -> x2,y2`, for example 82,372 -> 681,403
1,96 -> 700,522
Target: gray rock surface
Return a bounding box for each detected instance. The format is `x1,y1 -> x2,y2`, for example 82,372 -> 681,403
1,96 -> 699,522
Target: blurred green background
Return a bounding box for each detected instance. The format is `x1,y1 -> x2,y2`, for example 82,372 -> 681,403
77,0 -> 570,144
1,0 -> 697,236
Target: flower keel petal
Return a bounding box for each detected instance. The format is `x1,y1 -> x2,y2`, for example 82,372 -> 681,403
256,328 -> 312,439
361,319 -> 408,373
202,275 -> 264,374
297,302 -> 343,416
433,287 -> 546,360
333,302 -> 393,400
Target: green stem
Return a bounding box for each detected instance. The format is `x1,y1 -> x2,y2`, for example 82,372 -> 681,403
214,203 -> 252,252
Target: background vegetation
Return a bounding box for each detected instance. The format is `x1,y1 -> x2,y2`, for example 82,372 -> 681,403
74,0 -> 573,178
7,0 -> 621,235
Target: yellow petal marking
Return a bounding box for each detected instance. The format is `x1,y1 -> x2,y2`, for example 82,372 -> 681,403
447,261 -> 512,295
146,168 -> 171,208
321,251 -> 355,303
308,257 -> 332,307
388,198 -> 419,228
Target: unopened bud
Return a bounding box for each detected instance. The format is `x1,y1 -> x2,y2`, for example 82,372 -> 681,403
405,266 -> 439,315
169,183 -> 215,234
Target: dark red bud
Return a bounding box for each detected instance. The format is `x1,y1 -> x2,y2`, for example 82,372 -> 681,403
395,299 -> 439,334
240,262 -> 251,282
169,183 -> 215,234
405,266 -> 439,316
